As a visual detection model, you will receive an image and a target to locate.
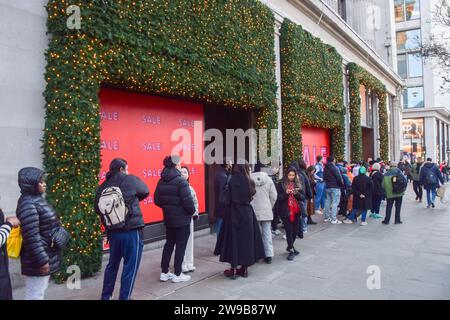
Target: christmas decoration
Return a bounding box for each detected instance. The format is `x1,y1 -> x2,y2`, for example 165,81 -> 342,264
44,0 -> 277,281
280,20 -> 345,167
347,63 -> 389,162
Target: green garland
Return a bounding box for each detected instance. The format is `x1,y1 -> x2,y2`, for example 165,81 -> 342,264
280,20 -> 345,168
44,0 -> 277,281
347,63 -> 389,162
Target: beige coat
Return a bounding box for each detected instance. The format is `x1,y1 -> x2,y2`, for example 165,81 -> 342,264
250,172 -> 277,221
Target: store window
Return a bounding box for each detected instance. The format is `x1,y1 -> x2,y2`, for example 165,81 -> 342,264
396,29 -> 421,51
397,53 -> 423,78
395,0 -> 420,22
402,118 -> 425,159
403,86 -> 424,108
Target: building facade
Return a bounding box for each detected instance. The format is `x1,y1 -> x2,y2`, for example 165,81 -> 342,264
394,0 -> 450,162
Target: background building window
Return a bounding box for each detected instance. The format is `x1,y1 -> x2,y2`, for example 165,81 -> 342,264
405,0 -> 420,21
403,86 -> 424,108
396,29 -> 421,51
397,54 -> 407,78
397,53 -> 423,78
407,53 -> 423,77
402,118 -> 424,159
395,0 -> 420,22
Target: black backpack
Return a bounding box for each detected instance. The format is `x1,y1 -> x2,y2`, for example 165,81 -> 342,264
391,172 -> 407,194
218,175 -> 232,206
425,171 -> 438,186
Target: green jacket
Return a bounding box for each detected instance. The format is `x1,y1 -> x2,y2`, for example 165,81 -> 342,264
411,162 -> 423,181
382,168 -> 406,199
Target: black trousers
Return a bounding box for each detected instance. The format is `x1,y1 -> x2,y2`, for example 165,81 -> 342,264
384,197 -> 403,224
413,181 -> 423,200
161,225 -> 191,276
281,215 -> 300,251
271,207 -> 281,231
338,189 -> 350,216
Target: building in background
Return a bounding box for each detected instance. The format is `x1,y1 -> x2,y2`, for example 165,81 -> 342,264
394,0 -> 450,162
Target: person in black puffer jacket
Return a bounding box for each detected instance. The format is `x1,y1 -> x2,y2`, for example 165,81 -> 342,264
95,158 -> 149,300
16,167 -> 62,300
155,155 -> 196,283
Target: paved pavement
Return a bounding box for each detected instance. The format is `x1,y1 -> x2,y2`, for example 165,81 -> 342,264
12,184 -> 450,300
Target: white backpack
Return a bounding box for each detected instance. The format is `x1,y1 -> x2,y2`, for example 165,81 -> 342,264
98,185 -> 128,230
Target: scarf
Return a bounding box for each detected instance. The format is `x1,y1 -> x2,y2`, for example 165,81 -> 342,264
287,182 -> 300,222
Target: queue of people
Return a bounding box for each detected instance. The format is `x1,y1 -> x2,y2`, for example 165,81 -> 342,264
0,154 -> 447,300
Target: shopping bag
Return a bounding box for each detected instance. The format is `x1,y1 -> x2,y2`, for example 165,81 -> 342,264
7,226 -> 22,259
347,194 -> 353,212
437,184 -> 447,203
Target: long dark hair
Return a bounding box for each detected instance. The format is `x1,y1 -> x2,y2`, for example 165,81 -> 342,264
306,165 -> 316,181
283,167 -> 301,190
232,161 -> 256,197
106,158 -> 127,180
298,159 -> 308,171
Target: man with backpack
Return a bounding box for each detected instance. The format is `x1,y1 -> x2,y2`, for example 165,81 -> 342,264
382,162 -> 407,225
420,158 -> 445,209
95,158 -> 150,300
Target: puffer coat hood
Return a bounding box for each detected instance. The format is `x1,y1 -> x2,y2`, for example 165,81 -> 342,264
161,167 -> 180,182
18,167 -> 44,195
250,172 -> 277,221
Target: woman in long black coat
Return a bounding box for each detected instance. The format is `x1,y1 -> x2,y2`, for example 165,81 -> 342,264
214,162 -> 265,279
344,166 -> 373,226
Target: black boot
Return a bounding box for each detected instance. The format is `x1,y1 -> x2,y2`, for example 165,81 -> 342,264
307,216 -> 317,225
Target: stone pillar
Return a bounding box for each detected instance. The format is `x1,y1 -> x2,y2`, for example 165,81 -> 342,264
274,16 -> 284,177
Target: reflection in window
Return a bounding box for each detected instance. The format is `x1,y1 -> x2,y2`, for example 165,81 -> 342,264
395,0 -> 405,22
403,87 -> 424,108
397,54 -> 407,78
396,29 -> 421,51
395,0 -> 420,22
408,53 -> 423,77
405,0 -> 420,21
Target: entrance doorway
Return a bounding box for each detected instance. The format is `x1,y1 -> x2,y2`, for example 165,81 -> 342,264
204,105 -> 253,224
362,127 -> 375,162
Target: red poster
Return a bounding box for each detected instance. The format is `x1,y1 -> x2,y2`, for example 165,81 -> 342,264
301,127 -> 330,167
99,88 -> 205,224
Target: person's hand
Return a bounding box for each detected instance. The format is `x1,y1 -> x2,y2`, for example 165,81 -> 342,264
193,214 -> 199,221
39,263 -> 50,275
360,194 -> 365,199
6,216 -> 20,227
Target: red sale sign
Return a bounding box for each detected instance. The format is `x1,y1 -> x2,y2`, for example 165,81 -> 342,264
301,127 -> 330,167
99,88 -> 205,224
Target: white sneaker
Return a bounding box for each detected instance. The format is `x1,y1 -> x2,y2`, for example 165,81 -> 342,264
315,210 -> 323,215
172,273 -> 191,283
272,229 -> 282,236
360,221 -> 368,226
343,219 -> 353,224
331,220 -> 342,225
160,272 -> 174,282
323,218 -> 331,222
282,234 -> 287,240
182,265 -> 196,273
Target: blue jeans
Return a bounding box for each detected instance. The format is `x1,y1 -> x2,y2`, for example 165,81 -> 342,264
298,201 -> 308,233
323,188 -> 341,221
215,218 -> 223,237
426,188 -> 437,206
347,209 -> 367,222
101,229 -> 144,300
314,182 -> 326,210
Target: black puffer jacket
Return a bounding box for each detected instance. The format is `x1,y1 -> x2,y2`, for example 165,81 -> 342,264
275,181 -> 305,219
154,167 -> 196,228
95,172 -> 149,233
16,167 -> 62,277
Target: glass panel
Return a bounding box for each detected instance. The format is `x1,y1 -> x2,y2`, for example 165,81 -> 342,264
396,29 -> 421,51
360,85 -> 367,126
408,53 -> 423,77
405,0 -> 420,20
402,118 -> 425,159
394,0 -> 405,22
404,87 -> 424,108
397,54 -> 407,78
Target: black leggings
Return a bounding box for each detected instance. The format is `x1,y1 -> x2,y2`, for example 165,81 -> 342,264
281,215 -> 300,251
413,181 -> 423,200
161,225 -> 191,276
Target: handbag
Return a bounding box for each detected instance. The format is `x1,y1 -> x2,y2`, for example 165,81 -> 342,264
7,227 -> 22,259
49,226 -> 71,250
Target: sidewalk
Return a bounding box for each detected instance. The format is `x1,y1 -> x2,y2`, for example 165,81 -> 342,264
12,184 -> 450,300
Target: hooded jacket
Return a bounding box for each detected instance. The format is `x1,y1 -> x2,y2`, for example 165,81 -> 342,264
154,167 -> 196,228
95,172 -> 150,233
419,162 -> 444,189
250,172 -> 277,221
324,162 -> 344,189
16,167 -> 62,277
